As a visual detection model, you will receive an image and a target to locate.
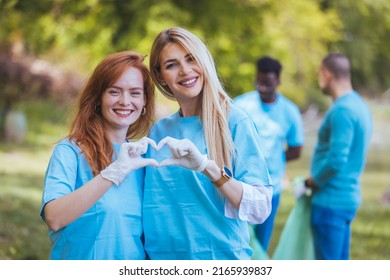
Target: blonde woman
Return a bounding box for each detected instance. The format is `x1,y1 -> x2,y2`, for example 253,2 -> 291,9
143,27 -> 273,260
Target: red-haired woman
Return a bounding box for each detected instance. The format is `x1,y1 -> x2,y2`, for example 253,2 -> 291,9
40,51 -> 157,259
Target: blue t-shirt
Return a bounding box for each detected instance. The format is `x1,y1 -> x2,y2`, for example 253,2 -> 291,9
310,91 -> 372,210
40,139 -> 145,260
234,91 -> 304,194
143,105 -> 272,260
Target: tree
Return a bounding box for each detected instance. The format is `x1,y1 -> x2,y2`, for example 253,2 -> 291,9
320,0 -> 390,96
1,0 -> 387,112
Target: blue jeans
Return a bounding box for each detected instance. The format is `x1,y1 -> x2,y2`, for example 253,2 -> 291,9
311,205 -> 357,260
254,193 -> 280,250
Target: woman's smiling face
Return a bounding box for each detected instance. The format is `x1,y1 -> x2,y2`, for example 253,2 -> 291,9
158,42 -> 204,104
101,66 -> 145,133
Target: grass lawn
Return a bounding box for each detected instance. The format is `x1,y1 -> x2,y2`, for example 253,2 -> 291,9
0,100 -> 389,260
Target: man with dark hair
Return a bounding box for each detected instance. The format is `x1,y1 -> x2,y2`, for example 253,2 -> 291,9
234,55 -> 304,252
304,53 -> 372,259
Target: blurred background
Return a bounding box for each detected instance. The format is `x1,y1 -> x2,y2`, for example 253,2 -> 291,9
0,0 -> 389,259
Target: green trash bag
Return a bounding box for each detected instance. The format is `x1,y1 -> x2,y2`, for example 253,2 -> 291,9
249,224 -> 270,260
272,194 -> 315,260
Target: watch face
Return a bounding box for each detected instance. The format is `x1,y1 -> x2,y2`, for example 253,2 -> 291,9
223,166 -> 232,177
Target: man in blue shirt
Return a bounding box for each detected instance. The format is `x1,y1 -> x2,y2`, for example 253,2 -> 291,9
234,56 -> 304,251
305,53 -> 373,259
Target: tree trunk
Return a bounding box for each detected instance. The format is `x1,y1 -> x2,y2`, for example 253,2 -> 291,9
4,110 -> 27,144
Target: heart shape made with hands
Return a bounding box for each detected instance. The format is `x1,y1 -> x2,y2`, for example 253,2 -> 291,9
128,136 -> 208,172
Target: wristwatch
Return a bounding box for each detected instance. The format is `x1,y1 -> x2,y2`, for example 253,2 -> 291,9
212,166 -> 233,188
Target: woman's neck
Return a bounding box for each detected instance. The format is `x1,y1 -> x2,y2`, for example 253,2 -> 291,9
106,128 -> 128,144
177,96 -> 201,117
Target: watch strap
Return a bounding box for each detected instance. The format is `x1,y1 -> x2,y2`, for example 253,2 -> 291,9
212,166 -> 232,188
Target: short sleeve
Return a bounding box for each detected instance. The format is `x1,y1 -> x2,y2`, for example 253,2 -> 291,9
229,109 -> 272,187
40,142 -> 79,220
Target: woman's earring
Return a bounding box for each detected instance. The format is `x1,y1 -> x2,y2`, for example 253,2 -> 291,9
141,107 -> 146,115
161,81 -> 167,86
95,104 -> 101,113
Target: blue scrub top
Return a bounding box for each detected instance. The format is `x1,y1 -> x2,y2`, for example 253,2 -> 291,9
143,105 -> 272,260
234,91 -> 304,194
310,91 -> 372,210
41,139 -> 145,259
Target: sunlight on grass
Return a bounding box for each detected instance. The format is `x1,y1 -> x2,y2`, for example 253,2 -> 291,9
0,149 -> 52,175
2,184 -> 43,202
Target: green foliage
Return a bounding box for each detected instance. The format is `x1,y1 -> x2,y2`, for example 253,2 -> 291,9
2,0 -> 389,110
323,0 -> 390,95
0,56 -> 52,110
0,0 -> 354,110
20,101 -> 70,147
0,100 -> 69,151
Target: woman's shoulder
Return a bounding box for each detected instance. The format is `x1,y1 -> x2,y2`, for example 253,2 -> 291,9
54,138 -> 82,154
233,90 -> 258,104
153,111 -> 179,125
152,110 -> 200,130
228,103 -> 252,124
228,104 -> 260,139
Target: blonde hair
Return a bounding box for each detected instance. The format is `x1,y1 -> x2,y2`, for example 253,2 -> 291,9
150,27 -> 235,168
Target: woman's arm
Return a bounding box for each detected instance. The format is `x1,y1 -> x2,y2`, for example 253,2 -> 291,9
44,175 -> 113,232
202,159 -> 243,208
44,138 -> 158,232
202,159 -> 272,224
